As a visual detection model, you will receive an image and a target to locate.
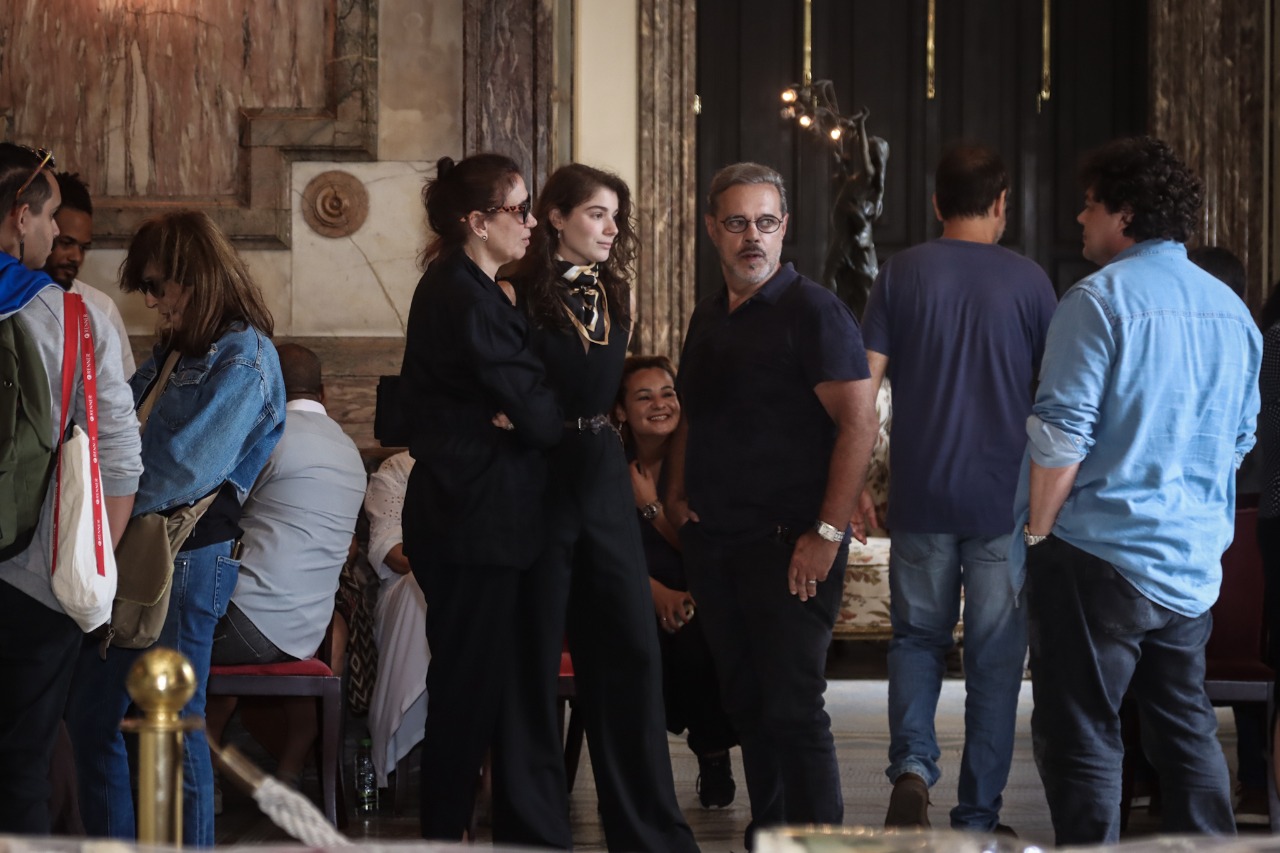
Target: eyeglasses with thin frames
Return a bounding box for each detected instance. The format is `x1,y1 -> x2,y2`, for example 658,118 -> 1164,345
13,147 -> 56,202
720,214 -> 782,234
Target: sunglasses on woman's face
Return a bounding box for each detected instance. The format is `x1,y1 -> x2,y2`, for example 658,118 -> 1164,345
490,199 -> 532,224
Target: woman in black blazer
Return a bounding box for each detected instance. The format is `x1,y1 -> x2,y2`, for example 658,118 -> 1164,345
398,154 -> 562,841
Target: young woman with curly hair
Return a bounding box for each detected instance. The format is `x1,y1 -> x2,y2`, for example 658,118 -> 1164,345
498,164 -> 699,851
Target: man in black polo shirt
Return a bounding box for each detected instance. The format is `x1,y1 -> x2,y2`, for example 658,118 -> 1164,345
668,161 -> 878,844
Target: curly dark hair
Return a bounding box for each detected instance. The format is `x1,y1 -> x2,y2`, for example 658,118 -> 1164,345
1079,136 -> 1202,244
54,171 -> 93,216
510,163 -> 635,333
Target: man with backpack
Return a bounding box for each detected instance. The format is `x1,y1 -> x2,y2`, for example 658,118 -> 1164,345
0,143 -> 142,835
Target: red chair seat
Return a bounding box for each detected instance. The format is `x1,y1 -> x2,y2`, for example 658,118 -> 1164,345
210,658 -> 334,678
207,655 -> 345,827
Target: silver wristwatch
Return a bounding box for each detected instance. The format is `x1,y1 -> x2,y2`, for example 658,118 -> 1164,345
1023,524 -> 1049,547
814,520 -> 845,543
641,502 -> 661,521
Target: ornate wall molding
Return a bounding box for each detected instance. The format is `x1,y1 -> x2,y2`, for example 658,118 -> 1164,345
637,0 -> 698,363
1,0 -> 377,249
1149,0 -> 1267,306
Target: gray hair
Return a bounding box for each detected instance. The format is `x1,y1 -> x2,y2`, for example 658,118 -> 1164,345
706,162 -> 788,217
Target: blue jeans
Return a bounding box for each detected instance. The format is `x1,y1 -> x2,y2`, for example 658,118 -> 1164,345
886,531 -> 1025,830
1027,535 -> 1234,845
66,541 -> 237,847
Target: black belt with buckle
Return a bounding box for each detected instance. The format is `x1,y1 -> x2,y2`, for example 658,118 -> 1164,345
565,414 -> 612,434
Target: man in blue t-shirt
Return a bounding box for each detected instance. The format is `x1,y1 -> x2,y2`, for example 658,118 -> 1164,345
1014,137 -> 1259,845
862,144 -> 1056,833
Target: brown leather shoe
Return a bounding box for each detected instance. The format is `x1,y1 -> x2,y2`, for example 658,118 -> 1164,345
885,772 -> 931,828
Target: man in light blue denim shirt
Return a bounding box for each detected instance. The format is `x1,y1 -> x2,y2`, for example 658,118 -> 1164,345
1014,136 -> 1262,845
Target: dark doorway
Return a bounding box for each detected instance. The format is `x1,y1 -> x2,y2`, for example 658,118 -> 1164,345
695,0 -> 1148,302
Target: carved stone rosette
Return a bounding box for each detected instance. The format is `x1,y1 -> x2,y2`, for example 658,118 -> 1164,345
301,171 -> 370,239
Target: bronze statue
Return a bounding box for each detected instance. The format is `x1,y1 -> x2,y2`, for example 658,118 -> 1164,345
821,108 -> 889,319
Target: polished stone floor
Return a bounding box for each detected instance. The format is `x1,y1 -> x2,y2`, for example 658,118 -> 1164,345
215,642 -> 1261,851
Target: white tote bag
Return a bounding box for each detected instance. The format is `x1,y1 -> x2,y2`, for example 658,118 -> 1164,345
51,293 -> 117,632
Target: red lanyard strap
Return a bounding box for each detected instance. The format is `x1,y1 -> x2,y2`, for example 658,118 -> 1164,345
52,293 -> 108,576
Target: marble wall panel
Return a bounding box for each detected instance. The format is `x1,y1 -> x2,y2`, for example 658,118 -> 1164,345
1,0 -> 376,247
463,0 -> 557,190
2,0 -> 324,197
1150,0 -> 1267,307
290,160 -> 429,336
379,0 -> 464,161
636,0 -> 698,363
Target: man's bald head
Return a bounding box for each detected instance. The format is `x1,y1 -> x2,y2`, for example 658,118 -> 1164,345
277,343 -> 324,401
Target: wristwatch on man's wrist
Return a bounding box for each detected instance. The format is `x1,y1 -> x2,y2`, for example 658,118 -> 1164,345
641,502 -> 661,521
1023,524 -> 1049,547
814,520 -> 845,543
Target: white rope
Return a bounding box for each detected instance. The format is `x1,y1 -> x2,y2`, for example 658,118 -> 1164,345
251,777 -> 352,847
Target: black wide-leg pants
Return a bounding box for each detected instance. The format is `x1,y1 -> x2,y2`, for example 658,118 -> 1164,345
493,432 -> 699,852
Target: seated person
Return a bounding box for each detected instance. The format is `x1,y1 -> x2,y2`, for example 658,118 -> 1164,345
364,450 -> 432,787
614,355 -> 738,809
205,344 -> 367,785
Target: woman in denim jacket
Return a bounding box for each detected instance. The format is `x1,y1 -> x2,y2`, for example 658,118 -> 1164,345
66,211 -> 285,847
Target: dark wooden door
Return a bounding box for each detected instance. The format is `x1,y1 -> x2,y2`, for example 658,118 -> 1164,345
695,0 -> 1147,302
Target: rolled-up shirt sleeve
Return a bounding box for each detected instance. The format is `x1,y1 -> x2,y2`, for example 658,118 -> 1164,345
1026,287 -> 1115,468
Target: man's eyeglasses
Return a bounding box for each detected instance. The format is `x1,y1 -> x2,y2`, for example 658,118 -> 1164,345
13,147 -> 56,202
720,215 -> 782,234
490,199 -> 532,224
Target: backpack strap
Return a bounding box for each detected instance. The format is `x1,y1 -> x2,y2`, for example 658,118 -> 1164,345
51,293 -> 108,578
135,350 -> 180,434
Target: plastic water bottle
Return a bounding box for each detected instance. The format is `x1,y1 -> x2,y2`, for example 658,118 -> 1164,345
355,738 -> 378,816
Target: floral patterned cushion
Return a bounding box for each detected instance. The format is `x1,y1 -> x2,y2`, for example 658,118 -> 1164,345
835,536 -> 893,637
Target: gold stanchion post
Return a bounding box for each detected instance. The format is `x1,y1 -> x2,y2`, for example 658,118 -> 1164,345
122,648 -> 202,847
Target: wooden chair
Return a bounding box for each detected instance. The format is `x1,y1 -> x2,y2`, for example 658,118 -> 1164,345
207,615 -> 347,828
1202,504 -> 1280,831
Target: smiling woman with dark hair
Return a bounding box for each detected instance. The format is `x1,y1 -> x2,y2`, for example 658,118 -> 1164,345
613,354 -> 739,810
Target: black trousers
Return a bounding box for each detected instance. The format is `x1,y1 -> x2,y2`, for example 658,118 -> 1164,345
413,559 -> 523,841
681,524 -> 847,844
658,615 -> 738,757
493,444 -> 698,852
0,581 -> 83,834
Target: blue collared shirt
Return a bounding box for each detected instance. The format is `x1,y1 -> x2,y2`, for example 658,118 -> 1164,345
1011,240 -> 1261,617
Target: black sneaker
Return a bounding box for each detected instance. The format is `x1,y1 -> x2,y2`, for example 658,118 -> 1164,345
696,751 -> 736,809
